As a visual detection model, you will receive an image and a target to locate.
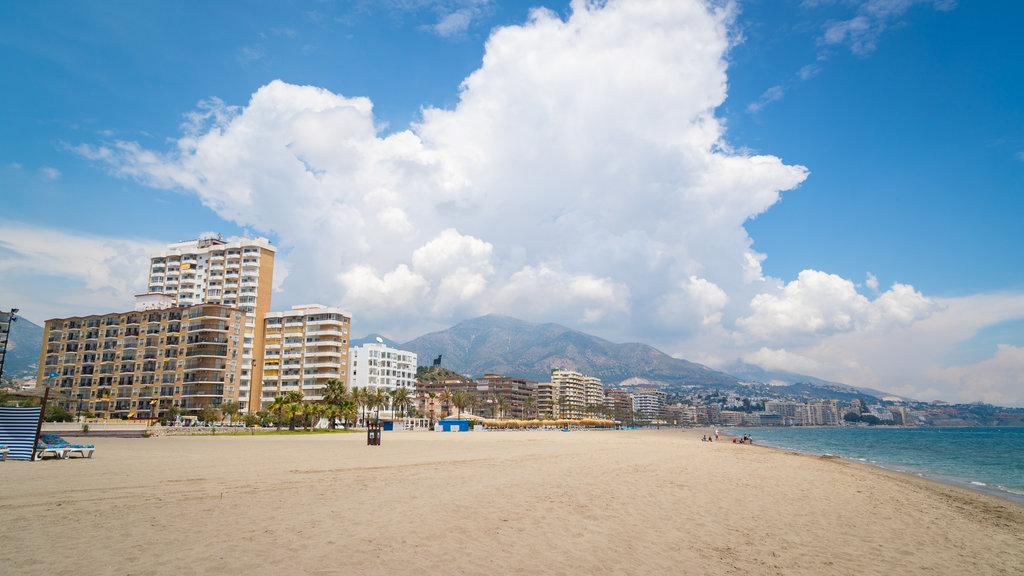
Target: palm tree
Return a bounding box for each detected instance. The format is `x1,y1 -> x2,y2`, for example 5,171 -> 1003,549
322,379 -> 348,408
322,404 -> 341,430
452,390 -> 470,418
496,396 -> 510,420
439,388 -> 453,418
303,402 -> 323,431
267,396 -> 288,430
350,386 -> 367,426
284,402 -> 303,431
371,388 -> 389,420
391,387 -> 412,419
523,397 -> 537,419
341,398 -> 358,428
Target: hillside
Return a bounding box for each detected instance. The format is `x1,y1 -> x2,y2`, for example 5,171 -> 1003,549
1,315 -> 43,382
399,314 -> 738,388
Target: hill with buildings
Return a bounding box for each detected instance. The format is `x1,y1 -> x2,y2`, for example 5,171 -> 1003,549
399,314 -> 739,389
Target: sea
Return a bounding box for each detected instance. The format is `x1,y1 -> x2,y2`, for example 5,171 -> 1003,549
730,426 -> 1024,505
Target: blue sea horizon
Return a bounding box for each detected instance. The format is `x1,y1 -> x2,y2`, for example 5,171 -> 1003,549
731,426 -> 1024,506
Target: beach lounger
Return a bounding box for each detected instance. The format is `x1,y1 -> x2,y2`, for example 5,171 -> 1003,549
40,434 -> 95,458
35,440 -> 69,460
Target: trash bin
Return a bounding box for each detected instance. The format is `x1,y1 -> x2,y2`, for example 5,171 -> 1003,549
367,421 -> 381,446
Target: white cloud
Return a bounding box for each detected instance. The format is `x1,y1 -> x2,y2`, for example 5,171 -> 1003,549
746,85 -> 785,114
865,271 -> 879,291
75,0 -> 807,343
743,347 -> 821,374
40,167 -> 61,179
0,222 -> 162,323
53,0 -> 1024,405
820,0 -> 956,56
736,269 -> 936,342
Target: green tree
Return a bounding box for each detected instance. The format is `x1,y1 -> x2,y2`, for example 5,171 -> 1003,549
267,396 -> 288,430
303,402 -> 322,431
322,404 -> 341,430
219,401 -> 240,424
452,390 -> 471,418
199,405 -> 220,425
523,396 -> 537,419
284,402 -> 303,431
391,387 -> 412,418
322,379 -> 348,408
497,396 -> 510,420
165,405 -> 181,424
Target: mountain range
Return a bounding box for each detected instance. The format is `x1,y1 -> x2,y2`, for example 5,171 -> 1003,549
7,313 -> 889,401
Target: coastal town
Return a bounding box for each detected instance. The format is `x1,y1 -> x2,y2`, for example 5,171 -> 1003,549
3,235 -> 1021,430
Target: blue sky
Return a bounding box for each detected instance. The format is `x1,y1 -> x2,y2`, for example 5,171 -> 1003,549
2,0 -> 1022,405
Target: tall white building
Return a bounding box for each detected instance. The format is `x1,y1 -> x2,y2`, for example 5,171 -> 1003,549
147,235 -> 276,412
348,342 -> 417,394
261,305 -> 351,404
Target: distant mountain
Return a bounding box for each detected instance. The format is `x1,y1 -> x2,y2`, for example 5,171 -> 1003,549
1,315 -> 43,381
397,314 -> 739,388
349,333 -> 403,349
725,361 -> 913,402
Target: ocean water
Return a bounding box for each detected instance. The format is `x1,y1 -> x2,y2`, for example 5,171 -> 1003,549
730,427 -> 1024,505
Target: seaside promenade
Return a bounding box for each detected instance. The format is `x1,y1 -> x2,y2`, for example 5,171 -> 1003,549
2,428 -> 1022,575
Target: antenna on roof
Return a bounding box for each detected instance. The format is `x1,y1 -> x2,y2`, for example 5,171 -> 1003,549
376,336 -> 384,344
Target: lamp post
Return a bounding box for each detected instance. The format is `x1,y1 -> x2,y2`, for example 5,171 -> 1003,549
0,308 -> 18,383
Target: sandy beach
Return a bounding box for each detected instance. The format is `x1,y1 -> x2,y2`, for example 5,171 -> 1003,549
2,428 -> 1023,575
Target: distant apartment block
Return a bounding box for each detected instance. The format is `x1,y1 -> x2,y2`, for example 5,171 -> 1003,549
475,373 -> 538,419
765,400 -> 840,426
632,388 -> 667,420
538,369 -> 604,419
147,235 -> 275,412
261,305 -> 351,404
348,341 -> 417,393
36,297 -> 245,419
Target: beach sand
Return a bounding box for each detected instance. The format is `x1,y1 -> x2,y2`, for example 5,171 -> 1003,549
2,428 -> 1023,575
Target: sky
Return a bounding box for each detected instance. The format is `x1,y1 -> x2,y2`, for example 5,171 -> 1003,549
2,0 -> 1023,405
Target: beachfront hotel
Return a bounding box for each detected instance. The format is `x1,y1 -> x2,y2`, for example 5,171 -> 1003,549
261,305 -> 351,404
36,295 -> 245,419
146,235 -> 275,412
348,341 -> 417,394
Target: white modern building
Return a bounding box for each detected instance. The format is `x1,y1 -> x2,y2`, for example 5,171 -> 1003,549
147,235 -> 276,412
261,305 -> 351,404
348,342 -> 417,394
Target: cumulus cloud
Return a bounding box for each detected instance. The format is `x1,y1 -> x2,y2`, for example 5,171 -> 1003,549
736,269 -> 936,342
74,0 -> 808,343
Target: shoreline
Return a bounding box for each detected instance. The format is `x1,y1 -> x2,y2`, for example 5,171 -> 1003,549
2,428 -> 1023,575
724,426 -> 1024,507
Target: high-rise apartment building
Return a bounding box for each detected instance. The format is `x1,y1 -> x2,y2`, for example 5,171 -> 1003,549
261,305 -> 351,404
539,369 -> 604,419
147,235 -> 275,412
348,342 -> 417,393
36,297 -> 245,419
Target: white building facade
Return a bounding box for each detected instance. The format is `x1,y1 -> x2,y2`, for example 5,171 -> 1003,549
348,342 -> 417,394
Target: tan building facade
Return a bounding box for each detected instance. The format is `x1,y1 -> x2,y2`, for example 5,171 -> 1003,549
261,305 -> 351,405
147,235 -> 275,412
37,301 -> 245,419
